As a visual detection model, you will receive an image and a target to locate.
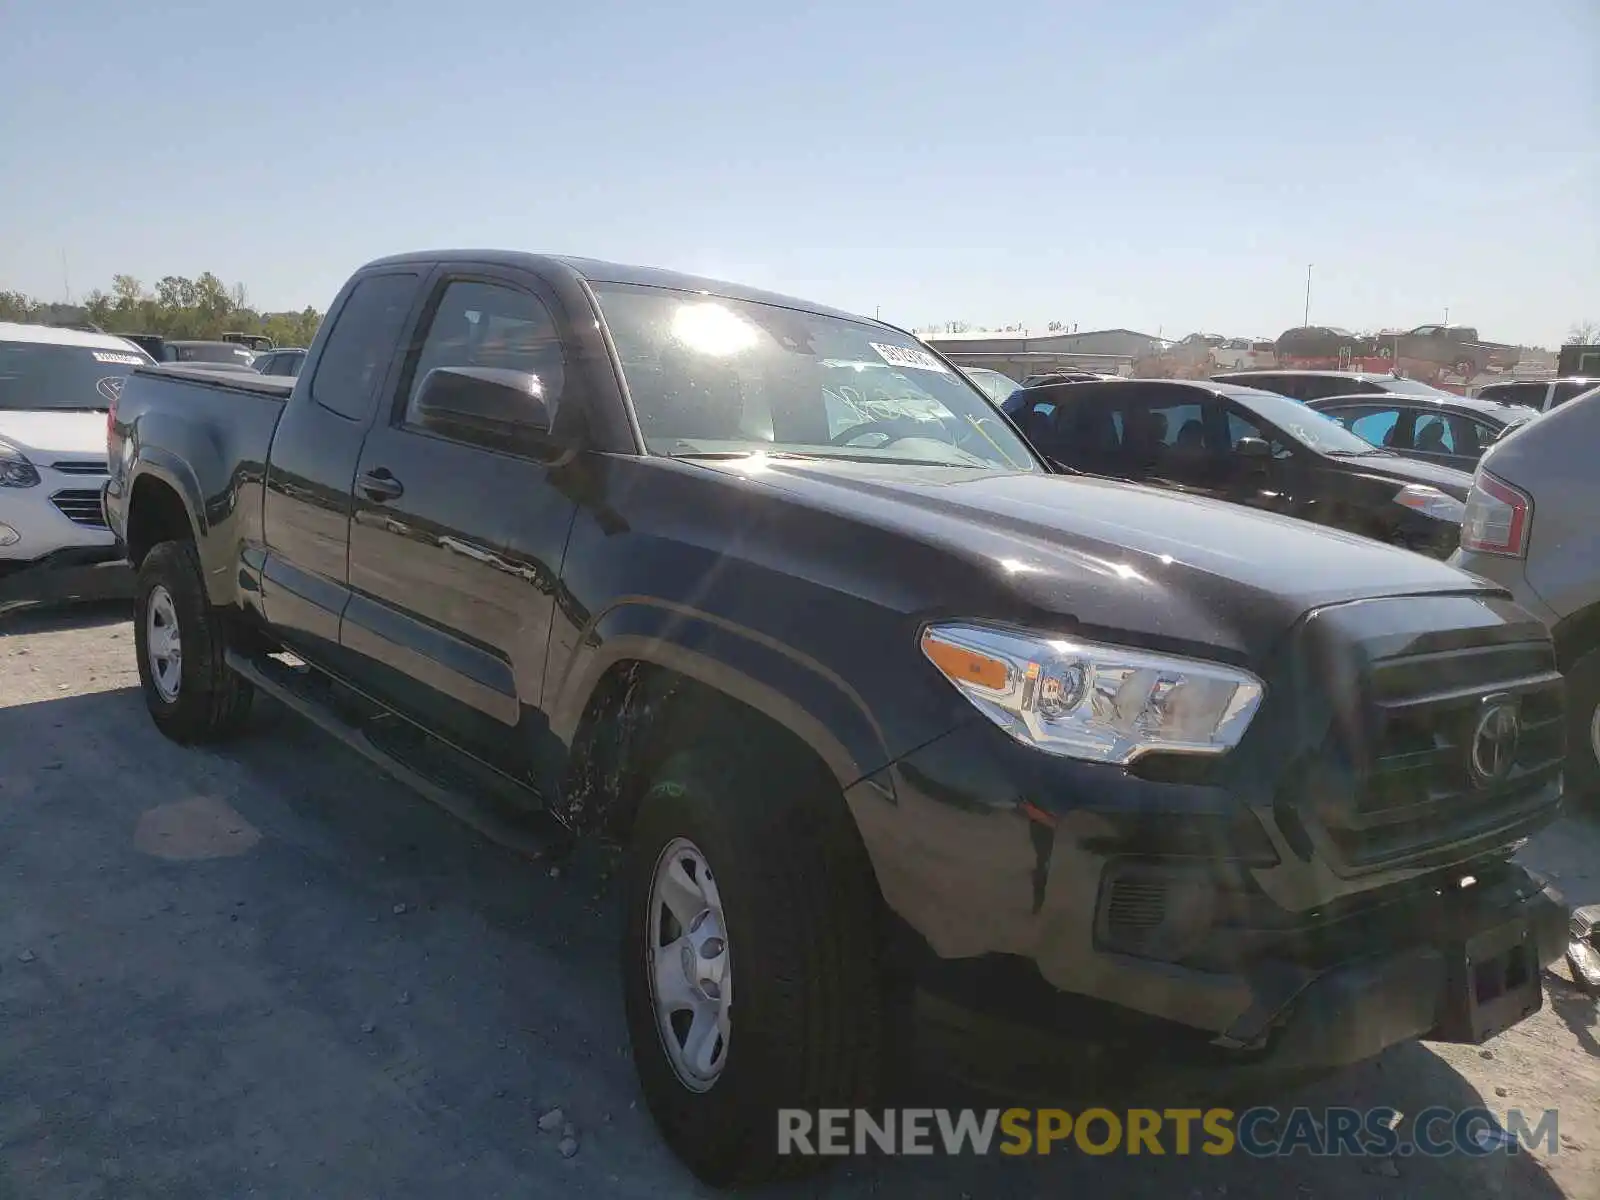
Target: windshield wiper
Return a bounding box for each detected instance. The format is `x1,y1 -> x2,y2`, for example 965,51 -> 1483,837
667,448 -> 822,461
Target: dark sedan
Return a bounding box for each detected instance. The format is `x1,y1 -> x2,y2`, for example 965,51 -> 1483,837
1005,378 -> 1476,557
1304,392 -> 1539,473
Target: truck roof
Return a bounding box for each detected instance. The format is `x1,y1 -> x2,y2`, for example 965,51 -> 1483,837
360,250 -> 877,326
0,321 -> 150,355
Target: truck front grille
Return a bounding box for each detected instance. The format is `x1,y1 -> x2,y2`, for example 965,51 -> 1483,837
50,489 -> 108,529
1320,639 -> 1563,870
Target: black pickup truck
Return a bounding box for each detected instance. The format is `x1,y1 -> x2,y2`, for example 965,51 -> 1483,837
105,251 -> 1570,1186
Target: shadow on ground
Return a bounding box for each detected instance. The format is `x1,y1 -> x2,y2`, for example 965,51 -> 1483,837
0,595 -> 132,634
0,684 -> 1576,1200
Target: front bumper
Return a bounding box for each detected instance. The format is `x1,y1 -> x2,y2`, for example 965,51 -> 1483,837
907,874 -> 1566,1100
0,470 -> 117,564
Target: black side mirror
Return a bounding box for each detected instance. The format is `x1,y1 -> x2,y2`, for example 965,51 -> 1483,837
414,366 -> 557,455
1236,436 -> 1272,459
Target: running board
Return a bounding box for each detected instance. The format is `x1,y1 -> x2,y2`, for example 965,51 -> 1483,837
225,649 -> 567,862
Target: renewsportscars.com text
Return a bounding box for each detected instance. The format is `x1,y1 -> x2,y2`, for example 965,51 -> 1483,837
777,1106 -> 1562,1158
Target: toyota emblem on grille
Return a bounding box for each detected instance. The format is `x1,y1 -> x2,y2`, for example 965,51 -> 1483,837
1469,695 -> 1520,787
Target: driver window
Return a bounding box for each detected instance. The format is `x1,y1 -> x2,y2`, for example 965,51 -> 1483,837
402,280 -> 566,431
1226,409 -> 1294,459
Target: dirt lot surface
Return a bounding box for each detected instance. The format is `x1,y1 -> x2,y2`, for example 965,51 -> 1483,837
2,600 -> 1597,1200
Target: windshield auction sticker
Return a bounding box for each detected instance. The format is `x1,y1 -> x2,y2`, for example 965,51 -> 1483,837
92,351 -> 146,365
869,342 -> 949,373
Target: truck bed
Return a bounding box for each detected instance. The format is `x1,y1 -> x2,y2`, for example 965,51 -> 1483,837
131,363 -> 296,400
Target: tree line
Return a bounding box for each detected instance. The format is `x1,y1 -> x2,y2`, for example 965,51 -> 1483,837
0,273 -> 323,348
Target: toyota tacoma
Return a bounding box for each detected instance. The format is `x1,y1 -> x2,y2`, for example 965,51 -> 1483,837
106,250 -> 1570,1186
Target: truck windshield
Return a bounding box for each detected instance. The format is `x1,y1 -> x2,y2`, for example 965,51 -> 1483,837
0,342 -> 151,411
591,283 -> 1038,471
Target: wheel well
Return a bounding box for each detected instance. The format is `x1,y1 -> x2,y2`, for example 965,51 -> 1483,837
557,661 -> 840,845
1553,602 -> 1600,674
126,476 -> 194,567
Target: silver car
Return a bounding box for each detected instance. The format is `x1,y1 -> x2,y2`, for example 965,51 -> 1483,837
1452,385 -> 1600,801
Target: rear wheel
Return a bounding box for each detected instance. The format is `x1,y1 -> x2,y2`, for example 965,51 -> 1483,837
620,736 -> 884,1186
133,540 -> 254,743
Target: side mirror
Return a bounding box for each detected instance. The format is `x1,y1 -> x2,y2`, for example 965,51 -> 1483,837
1236,436 -> 1272,459
413,366 -> 557,455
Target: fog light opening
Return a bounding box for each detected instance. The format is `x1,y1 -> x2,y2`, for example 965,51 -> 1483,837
0,523 -> 20,547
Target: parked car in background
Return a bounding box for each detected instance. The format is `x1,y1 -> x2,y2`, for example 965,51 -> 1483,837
955,364 -> 1018,406
158,340 -> 259,369
116,333 -> 167,360
1473,376 -> 1598,413
1558,344 -> 1600,378
1452,384 -> 1600,800
114,336 -> 260,371
1018,369 -> 1111,386
1390,323 -> 1521,378
252,347 -> 308,378
1305,393 -> 1539,473
0,323 -> 150,583
104,249 -> 1570,1185
1211,337 -> 1277,371
1213,369 -> 1455,402
1006,378 -> 1475,556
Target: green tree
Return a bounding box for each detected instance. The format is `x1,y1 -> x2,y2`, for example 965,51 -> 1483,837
1,272 -> 324,346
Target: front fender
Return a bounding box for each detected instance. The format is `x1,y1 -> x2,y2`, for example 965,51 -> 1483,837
549,596 -> 894,791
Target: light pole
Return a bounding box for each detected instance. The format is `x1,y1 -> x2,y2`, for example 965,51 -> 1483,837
1303,263 -> 1313,327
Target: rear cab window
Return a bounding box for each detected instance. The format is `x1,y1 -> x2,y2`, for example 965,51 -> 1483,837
310,273 -> 421,421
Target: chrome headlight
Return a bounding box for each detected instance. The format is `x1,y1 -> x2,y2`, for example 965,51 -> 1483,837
1393,484 -> 1465,523
921,622 -> 1264,765
0,439 -> 41,488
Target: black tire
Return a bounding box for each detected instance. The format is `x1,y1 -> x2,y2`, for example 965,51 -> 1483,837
620,736 -> 884,1187
1564,647 -> 1600,804
133,540 -> 254,743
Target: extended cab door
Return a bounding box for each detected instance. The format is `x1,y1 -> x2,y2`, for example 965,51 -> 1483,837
260,269 -> 426,661
340,267 -> 583,781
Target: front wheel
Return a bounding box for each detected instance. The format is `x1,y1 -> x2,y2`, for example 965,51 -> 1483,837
133,540 -> 254,743
620,744 -> 884,1186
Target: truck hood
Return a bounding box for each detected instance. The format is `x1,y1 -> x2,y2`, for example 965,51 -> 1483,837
695,458 -> 1495,663
1332,451 -> 1475,499
0,410 -> 110,458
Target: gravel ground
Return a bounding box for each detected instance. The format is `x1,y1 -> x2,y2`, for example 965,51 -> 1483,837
1,600 -> 1597,1200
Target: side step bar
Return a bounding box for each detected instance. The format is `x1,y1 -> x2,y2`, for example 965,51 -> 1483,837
225,649 -> 567,862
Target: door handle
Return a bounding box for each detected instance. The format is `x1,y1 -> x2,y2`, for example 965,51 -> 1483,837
358,469 -> 404,503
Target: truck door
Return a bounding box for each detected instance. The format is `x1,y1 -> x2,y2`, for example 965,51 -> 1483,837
340,268 -> 583,783
260,270 -> 425,662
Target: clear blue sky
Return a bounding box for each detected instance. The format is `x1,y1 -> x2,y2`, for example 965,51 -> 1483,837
3,0 -> 1595,346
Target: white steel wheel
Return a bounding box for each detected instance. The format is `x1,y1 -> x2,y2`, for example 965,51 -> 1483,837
146,583 -> 183,702
646,837 -> 732,1092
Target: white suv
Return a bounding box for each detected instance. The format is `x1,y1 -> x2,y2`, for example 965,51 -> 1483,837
0,323 -> 152,583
